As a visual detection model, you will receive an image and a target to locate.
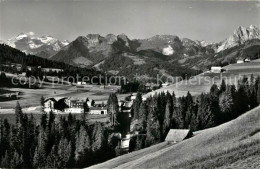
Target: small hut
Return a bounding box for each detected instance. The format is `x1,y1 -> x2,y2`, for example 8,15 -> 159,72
165,129 -> 192,143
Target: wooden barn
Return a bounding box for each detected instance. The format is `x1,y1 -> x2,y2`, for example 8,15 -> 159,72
165,129 -> 192,143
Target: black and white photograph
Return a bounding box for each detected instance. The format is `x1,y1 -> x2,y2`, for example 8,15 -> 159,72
0,0 -> 260,168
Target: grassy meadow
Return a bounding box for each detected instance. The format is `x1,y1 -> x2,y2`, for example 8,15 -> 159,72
144,61 -> 260,99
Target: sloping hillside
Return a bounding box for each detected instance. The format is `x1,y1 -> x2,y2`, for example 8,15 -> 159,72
143,57 -> 260,99
89,105 -> 260,169
48,25 -> 260,80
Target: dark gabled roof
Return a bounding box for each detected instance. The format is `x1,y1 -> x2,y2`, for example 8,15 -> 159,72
44,98 -> 57,103
165,129 -> 191,142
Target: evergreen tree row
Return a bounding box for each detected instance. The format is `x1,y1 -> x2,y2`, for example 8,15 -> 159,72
0,101 -> 119,168
130,75 -> 260,150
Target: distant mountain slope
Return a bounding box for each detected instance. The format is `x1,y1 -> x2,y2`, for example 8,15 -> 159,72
0,44 -> 100,77
89,105 -> 260,169
50,34 -> 133,67
49,25 -> 260,80
4,32 -> 69,58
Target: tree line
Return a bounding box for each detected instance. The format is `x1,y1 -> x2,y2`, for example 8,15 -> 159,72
129,75 -> 260,151
0,44 -> 101,80
0,99 -> 122,168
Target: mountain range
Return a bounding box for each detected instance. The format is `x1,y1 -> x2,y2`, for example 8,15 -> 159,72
2,25 -> 260,80
3,32 -> 69,58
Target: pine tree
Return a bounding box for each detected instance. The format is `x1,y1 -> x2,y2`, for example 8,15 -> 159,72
57,137 -> 72,168
184,91 -> 193,128
46,144 -> 58,168
132,92 -> 142,120
33,127 -> 47,167
91,123 -> 106,151
219,87 -> 235,122
145,97 -> 160,146
236,85 -> 249,116
75,125 -> 91,160
210,84 -> 220,97
138,102 -> 148,131
162,101 -> 172,139
15,102 -> 23,125
220,79 -> 226,93
196,93 -> 218,130
107,93 -> 120,127
40,97 -> 47,130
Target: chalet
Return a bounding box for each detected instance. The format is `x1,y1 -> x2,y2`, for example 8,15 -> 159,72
120,100 -> 133,108
89,107 -> 107,115
165,129 -> 192,143
44,98 -> 57,113
145,83 -> 160,90
237,60 -> 244,64
130,94 -> 136,100
162,83 -> 170,87
211,66 -> 222,73
244,58 -> 251,62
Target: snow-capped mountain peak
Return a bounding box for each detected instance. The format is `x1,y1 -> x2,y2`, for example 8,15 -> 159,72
4,32 -> 69,58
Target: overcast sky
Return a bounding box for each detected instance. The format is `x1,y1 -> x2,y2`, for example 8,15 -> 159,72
0,0 -> 259,43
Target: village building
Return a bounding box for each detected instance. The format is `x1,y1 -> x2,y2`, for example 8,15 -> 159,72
41,68 -> 63,73
130,94 -> 137,100
77,81 -> 87,85
120,134 -> 130,149
44,98 -> 57,113
162,83 -> 170,87
211,66 -> 222,73
145,83 -> 160,90
89,107 -> 107,115
64,107 -> 84,113
165,129 -> 192,143
244,58 -> 251,62
236,60 -> 244,64
44,97 -> 106,114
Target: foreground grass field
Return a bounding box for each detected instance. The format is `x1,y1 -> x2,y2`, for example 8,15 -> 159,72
89,105 -> 260,169
0,78 -> 128,111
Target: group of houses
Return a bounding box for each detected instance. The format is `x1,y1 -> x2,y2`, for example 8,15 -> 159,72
26,66 -> 63,73
236,58 -> 251,64
1,63 -> 22,72
210,58 -> 251,73
0,62 -> 64,74
44,97 -> 108,115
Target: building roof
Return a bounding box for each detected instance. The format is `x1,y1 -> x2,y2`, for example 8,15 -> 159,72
44,98 -> 57,103
165,129 -> 191,142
